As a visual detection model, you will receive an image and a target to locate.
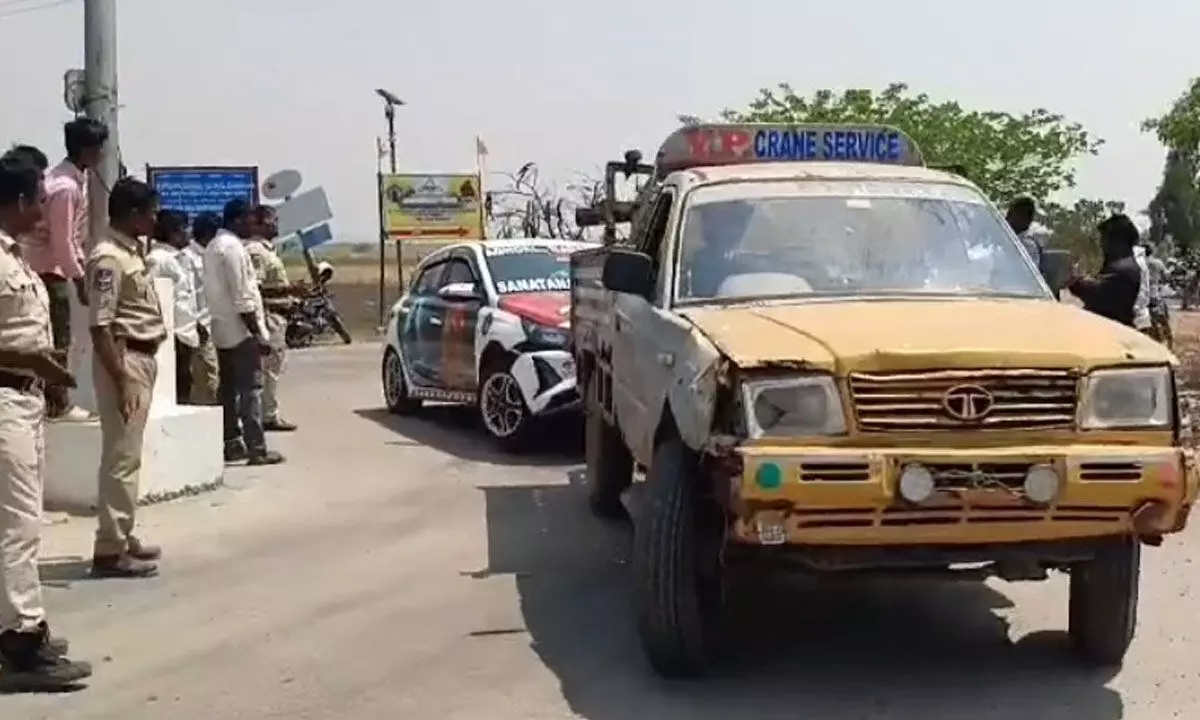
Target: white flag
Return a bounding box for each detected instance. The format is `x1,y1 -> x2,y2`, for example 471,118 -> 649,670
377,137 -> 387,159
476,135 -> 488,157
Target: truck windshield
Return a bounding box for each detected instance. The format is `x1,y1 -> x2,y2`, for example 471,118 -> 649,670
484,247 -> 572,294
674,180 -> 1050,304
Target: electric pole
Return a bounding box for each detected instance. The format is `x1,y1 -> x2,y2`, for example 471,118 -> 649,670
83,0 -> 119,245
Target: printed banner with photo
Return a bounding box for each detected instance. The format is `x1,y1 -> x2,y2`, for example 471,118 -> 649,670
381,173 -> 483,238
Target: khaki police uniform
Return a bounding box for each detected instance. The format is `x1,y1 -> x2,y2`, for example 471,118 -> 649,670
245,238 -> 289,422
0,229 -> 53,633
85,229 -> 166,558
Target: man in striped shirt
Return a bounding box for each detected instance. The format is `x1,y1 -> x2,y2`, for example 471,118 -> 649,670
25,119 -> 108,421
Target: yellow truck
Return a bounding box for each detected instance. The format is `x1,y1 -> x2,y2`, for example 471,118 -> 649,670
568,123 -> 1197,678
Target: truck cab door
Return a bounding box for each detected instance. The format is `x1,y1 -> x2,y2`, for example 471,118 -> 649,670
611,190 -> 680,463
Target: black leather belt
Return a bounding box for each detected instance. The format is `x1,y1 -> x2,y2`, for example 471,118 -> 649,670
123,338 -> 161,355
0,370 -> 43,392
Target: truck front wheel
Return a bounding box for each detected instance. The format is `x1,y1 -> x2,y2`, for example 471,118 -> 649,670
1068,535 -> 1141,666
633,438 -> 724,679
584,376 -> 632,519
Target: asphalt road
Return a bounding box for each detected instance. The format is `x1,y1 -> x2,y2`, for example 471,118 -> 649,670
4,343 -> 1198,719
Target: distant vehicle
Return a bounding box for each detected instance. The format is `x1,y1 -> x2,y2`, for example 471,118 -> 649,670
381,238 -> 594,448
570,122 -> 1195,678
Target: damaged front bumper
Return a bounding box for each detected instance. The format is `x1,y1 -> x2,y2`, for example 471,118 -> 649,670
730,444 -> 1197,546
510,349 -> 581,416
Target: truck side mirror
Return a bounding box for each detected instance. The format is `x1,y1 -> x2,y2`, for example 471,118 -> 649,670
601,249 -> 654,298
1040,249 -> 1072,292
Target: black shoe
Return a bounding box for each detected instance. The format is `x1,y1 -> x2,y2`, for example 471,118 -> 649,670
90,554 -> 159,579
127,536 -> 162,562
263,418 -> 298,432
247,450 -> 285,466
0,626 -> 91,692
224,442 -> 248,463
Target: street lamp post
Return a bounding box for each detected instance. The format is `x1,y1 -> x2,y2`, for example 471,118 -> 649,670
374,88 -> 404,328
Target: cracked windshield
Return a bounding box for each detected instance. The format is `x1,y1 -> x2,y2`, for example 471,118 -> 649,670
677,181 -> 1049,302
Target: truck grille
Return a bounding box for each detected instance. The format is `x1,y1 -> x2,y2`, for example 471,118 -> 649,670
849,369 -> 1078,432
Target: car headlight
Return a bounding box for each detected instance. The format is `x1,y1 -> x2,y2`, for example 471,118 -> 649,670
741,376 -> 847,439
521,318 -> 569,349
1079,366 -> 1172,430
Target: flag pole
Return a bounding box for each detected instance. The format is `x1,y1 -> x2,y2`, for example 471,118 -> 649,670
476,135 -> 488,240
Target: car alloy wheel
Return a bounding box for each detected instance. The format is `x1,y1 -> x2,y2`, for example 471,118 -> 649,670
480,370 -> 527,440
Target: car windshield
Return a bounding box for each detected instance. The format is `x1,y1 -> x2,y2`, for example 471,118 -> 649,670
675,180 -> 1049,304
484,245 -> 573,294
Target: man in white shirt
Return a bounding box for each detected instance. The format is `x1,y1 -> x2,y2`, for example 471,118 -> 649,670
147,209 -> 201,404
183,213 -> 219,404
204,199 -> 283,466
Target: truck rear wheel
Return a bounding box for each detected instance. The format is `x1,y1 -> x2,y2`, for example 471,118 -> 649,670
584,377 -> 632,519
1068,535 -> 1140,666
633,438 -> 723,679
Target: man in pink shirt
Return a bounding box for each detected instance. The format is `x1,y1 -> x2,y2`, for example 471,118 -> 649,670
27,119 -> 108,421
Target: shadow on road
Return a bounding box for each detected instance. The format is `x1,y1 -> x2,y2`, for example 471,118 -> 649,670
354,406 -> 582,466
479,474 -> 1125,720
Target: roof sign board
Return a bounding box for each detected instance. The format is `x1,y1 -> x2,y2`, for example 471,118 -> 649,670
656,124 -> 923,173
297,222 -> 334,250
274,186 -> 333,237
147,165 -> 259,219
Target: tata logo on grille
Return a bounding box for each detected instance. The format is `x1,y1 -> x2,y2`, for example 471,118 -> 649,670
942,384 -> 995,422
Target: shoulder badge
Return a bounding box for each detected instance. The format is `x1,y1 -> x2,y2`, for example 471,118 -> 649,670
94,267 -> 115,293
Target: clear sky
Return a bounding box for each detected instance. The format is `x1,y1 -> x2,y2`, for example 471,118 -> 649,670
0,0 -> 1196,242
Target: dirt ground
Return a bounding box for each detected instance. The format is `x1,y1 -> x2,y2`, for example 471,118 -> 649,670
1172,311 -> 1200,386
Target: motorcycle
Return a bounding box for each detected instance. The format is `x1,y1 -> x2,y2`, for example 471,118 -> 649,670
284,261 -> 353,348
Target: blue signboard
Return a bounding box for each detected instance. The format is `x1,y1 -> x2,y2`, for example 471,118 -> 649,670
146,165 -> 259,219
298,223 -> 333,249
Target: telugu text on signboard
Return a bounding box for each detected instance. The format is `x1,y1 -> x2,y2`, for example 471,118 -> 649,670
147,165 -> 259,218
380,173 -> 482,239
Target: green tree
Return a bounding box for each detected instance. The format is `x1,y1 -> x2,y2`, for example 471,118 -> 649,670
1041,198 -> 1126,272
719,82 -> 1103,205
1143,78 -> 1200,305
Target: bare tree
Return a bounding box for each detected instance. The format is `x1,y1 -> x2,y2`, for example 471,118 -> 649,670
485,162 -> 602,239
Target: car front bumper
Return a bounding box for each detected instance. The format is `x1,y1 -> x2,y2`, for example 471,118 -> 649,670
731,444 -> 1197,547
510,349 -> 580,416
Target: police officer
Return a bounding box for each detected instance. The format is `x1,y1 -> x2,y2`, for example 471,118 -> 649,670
86,177 -> 166,579
245,205 -> 302,431
0,152 -> 91,688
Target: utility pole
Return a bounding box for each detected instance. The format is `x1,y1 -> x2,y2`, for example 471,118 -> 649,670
83,0 -> 119,245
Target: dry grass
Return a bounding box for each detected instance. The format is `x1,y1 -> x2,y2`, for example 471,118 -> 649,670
1173,312 -> 1200,387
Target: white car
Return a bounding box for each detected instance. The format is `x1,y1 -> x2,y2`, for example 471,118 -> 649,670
381,238 -> 594,448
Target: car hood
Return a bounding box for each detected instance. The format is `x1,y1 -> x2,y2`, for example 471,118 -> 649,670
678,298 -> 1174,373
497,292 -> 571,328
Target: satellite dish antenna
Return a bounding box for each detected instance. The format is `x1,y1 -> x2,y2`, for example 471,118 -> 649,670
262,169 -> 303,200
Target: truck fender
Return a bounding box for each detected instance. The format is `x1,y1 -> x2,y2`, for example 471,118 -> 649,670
662,339 -> 722,452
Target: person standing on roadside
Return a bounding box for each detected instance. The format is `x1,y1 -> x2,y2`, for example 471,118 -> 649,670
185,212 -> 219,404
86,177 -> 166,579
147,210 -> 201,404
29,119 -> 109,422
1067,213 -> 1142,328
205,199 -> 284,466
0,153 -> 92,689
5,145 -> 47,175
1143,243 -> 1174,347
245,205 -> 301,432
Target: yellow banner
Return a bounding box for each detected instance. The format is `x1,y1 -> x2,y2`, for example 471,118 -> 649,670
381,173 -> 483,238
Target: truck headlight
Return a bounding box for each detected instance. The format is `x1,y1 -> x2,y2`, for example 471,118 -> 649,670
741,376 -> 846,439
1079,366 -> 1172,430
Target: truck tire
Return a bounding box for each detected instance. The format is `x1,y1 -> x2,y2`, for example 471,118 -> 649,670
584,377 -> 632,519
633,438 -> 722,679
1068,535 -> 1140,666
